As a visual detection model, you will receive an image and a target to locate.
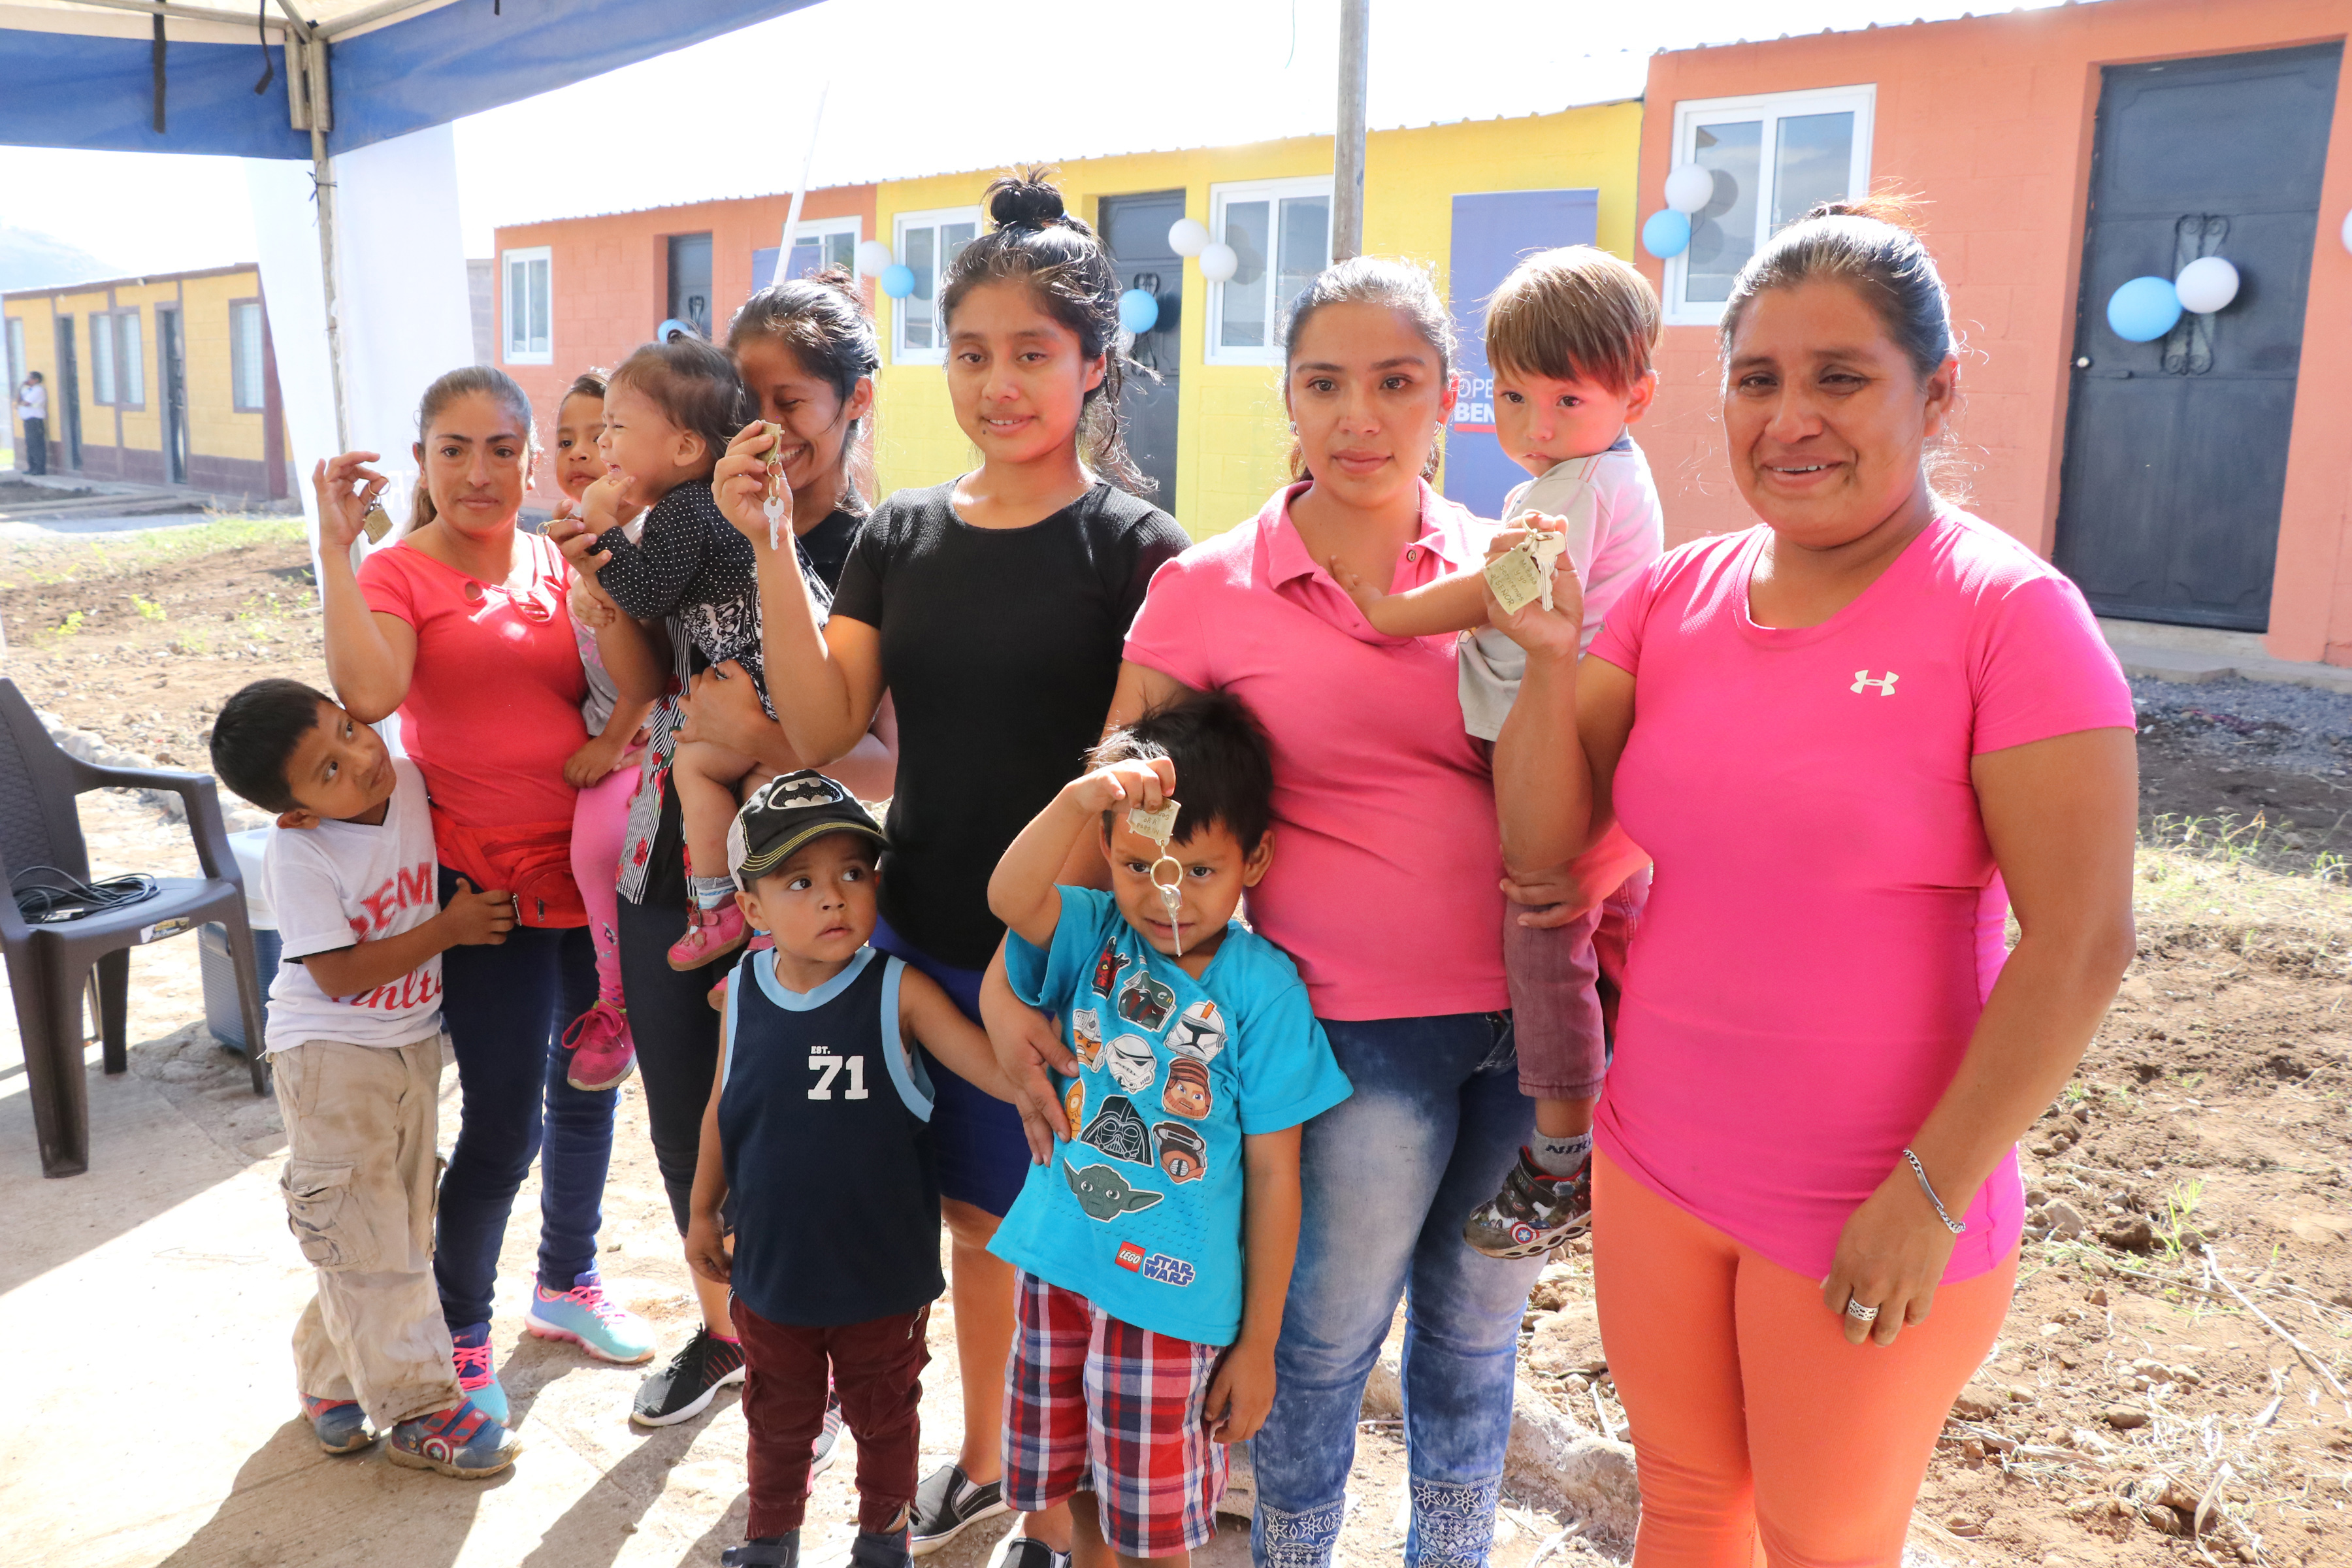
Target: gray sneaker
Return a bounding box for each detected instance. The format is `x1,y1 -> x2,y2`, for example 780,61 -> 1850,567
908,1463 -> 1007,1555
1462,1147 -> 1591,1259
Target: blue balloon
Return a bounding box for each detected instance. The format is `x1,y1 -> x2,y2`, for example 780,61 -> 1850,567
880,263 -> 917,301
1118,287 -> 1160,335
2107,276 -> 2182,342
1642,208 -> 1692,260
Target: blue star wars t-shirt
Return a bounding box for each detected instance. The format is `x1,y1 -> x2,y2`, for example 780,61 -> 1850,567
990,887 -> 1352,1346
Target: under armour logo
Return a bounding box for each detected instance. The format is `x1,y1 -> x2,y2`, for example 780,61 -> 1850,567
1852,670 -> 1899,696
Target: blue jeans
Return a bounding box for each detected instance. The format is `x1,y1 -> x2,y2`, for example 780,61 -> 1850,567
1252,1012 -> 1543,1568
433,867 -> 617,1330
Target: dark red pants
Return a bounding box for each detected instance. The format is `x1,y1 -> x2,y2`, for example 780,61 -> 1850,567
732,1296 -> 932,1538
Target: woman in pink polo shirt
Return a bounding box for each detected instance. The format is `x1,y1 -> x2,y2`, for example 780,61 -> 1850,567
1113,258 -> 1542,1567
1495,201 -> 2137,1561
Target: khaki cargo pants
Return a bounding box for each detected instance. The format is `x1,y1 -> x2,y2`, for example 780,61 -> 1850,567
273,1037 -> 465,1429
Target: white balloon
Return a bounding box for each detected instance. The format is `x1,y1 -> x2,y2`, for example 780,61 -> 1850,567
854,238 -> 896,278
2340,208 -> 2352,255
1168,217 -> 1210,258
1663,164 -> 1715,216
2174,255 -> 2240,315
1198,240 -> 1239,284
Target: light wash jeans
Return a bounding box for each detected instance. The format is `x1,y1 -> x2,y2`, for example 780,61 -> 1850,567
1251,1012 -> 1545,1568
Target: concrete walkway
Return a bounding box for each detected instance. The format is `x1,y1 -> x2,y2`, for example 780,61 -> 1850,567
2100,617 -> 2352,696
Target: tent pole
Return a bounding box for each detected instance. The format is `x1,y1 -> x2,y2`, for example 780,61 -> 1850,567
771,80 -> 830,289
309,120 -> 349,452
1333,0 -> 1368,262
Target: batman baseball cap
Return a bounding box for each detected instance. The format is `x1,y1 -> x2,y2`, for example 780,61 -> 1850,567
727,770 -> 888,889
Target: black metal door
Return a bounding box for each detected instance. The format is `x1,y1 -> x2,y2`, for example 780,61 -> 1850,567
52,316 -> 80,470
157,308 -> 188,484
2053,44 -> 2342,631
1100,192 -> 1186,510
668,233 -> 714,339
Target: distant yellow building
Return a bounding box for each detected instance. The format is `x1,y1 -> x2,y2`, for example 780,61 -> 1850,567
5,263 -> 291,500
868,101 -> 1643,534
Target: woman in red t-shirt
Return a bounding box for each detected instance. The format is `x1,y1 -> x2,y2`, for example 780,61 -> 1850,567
316,367 -> 668,1422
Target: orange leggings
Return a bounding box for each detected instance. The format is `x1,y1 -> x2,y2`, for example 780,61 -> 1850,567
1591,1152 -> 2016,1568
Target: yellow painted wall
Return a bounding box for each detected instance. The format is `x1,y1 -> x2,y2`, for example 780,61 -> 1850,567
182,272 -> 269,463
870,100 -> 1644,538
3,267 -> 274,468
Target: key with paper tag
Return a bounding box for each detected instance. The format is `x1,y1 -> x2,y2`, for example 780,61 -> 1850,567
1127,798 -> 1181,849
762,421 -> 787,551
1482,528 -> 1568,615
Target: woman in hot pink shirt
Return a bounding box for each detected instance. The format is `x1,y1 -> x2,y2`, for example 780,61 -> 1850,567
1494,203 -> 2137,1563
1109,260 -> 1555,1568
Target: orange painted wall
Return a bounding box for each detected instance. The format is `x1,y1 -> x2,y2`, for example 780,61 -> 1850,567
1635,0 -> 2352,663
493,186 -> 876,507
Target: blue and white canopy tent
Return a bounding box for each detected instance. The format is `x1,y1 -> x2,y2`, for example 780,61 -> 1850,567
0,0 -> 824,497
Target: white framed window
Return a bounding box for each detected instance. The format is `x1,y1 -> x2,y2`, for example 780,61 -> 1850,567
890,206 -> 981,365
116,310 -> 143,407
754,215 -> 862,293
502,245 -> 552,365
230,301 -> 267,411
90,312 -> 116,404
1664,85 -> 1874,326
1206,175 -> 1333,367
6,318 -> 24,394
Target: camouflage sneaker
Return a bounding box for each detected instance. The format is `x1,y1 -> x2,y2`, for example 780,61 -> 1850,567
1462,1147 -> 1590,1260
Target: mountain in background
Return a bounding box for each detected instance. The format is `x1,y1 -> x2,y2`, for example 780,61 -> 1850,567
1,226 -> 122,292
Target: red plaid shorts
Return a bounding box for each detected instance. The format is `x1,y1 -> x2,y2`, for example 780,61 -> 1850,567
1003,1271 -> 1228,1556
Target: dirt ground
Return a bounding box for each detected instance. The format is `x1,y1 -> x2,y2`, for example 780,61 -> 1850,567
6,526 -> 2352,1565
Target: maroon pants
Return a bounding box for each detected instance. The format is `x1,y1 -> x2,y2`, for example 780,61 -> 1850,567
733,1296 -> 932,1538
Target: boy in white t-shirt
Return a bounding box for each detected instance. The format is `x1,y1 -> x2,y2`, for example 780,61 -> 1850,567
210,678 -> 523,1479
1336,246 -> 1664,1259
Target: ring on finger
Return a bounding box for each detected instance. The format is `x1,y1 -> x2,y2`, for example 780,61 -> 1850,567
1844,1297 -> 1881,1323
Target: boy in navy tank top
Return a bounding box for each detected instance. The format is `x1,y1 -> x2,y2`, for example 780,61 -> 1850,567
687,773 -> 1021,1568
985,693 -> 1351,1568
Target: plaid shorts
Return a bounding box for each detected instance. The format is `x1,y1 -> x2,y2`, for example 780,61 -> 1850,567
1004,1270 -> 1228,1557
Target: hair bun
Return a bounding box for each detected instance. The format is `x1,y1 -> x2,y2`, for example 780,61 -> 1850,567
1805,193 -> 1925,235
987,169 -> 1068,230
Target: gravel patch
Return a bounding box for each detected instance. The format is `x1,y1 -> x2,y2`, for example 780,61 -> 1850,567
2131,675 -> 2352,776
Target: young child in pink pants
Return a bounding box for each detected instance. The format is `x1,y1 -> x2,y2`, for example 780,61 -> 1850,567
553,369 -> 654,1090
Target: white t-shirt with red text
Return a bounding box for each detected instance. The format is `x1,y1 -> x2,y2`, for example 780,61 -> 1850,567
263,757 -> 444,1052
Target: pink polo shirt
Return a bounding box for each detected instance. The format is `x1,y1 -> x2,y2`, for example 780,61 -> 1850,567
1588,509 -> 2134,1282
1125,481 -> 1507,1021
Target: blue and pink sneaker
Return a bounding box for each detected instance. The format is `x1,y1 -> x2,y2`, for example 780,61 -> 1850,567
388,1397 -> 520,1480
301,1394 -> 376,1454
527,1271 -> 657,1364
450,1324 -> 510,1426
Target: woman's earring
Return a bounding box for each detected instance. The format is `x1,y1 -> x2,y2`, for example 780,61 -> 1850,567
1288,422 -> 1299,434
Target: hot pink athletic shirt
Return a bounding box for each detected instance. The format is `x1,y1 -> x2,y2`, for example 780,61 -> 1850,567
1125,481 -> 1508,1021
357,531 -> 588,830
1588,510 -> 2133,1283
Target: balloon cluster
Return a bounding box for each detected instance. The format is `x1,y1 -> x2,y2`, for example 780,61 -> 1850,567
1641,164 -> 1716,259
2106,257 -> 2241,342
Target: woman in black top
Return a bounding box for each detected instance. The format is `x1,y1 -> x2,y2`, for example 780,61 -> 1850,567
717,172 -> 1188,1567
557,272 -> 900,1431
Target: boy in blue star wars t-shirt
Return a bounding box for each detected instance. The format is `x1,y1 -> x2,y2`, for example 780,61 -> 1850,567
986,690 -> 1350,1568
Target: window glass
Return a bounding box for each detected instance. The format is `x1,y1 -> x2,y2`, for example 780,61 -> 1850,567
506,260 -> 529,355
1277,195 -> 1330,311
6,318 -> 22,390
232,302 -> 264,410
903,225 -> 937,350
1773,112 -> 1855,227
1220,199 -> 1271,349
118,312 -> 142,405
527,257 -> 550,352
91,315 -> 115,404
1684,120 -> 1761,305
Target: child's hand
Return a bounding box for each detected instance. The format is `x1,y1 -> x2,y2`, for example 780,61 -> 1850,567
684,1213 -> 732,1284
713,421 -> 788,547
580,471 -> 630,536
563,729 -> 634,789
1203,1339 -> 1276,1443
441,877 -> 517,946
1326,551 -> 1385,615
312,451 -> 388,553
1483,515 -> 1586,660
1064,757 -> 1177,819
569,576 -> 620,630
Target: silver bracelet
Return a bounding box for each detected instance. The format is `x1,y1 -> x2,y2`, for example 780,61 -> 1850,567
1904,1148 -> 1967,1235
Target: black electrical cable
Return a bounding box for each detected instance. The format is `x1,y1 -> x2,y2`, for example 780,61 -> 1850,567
10,866 -> 161,924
